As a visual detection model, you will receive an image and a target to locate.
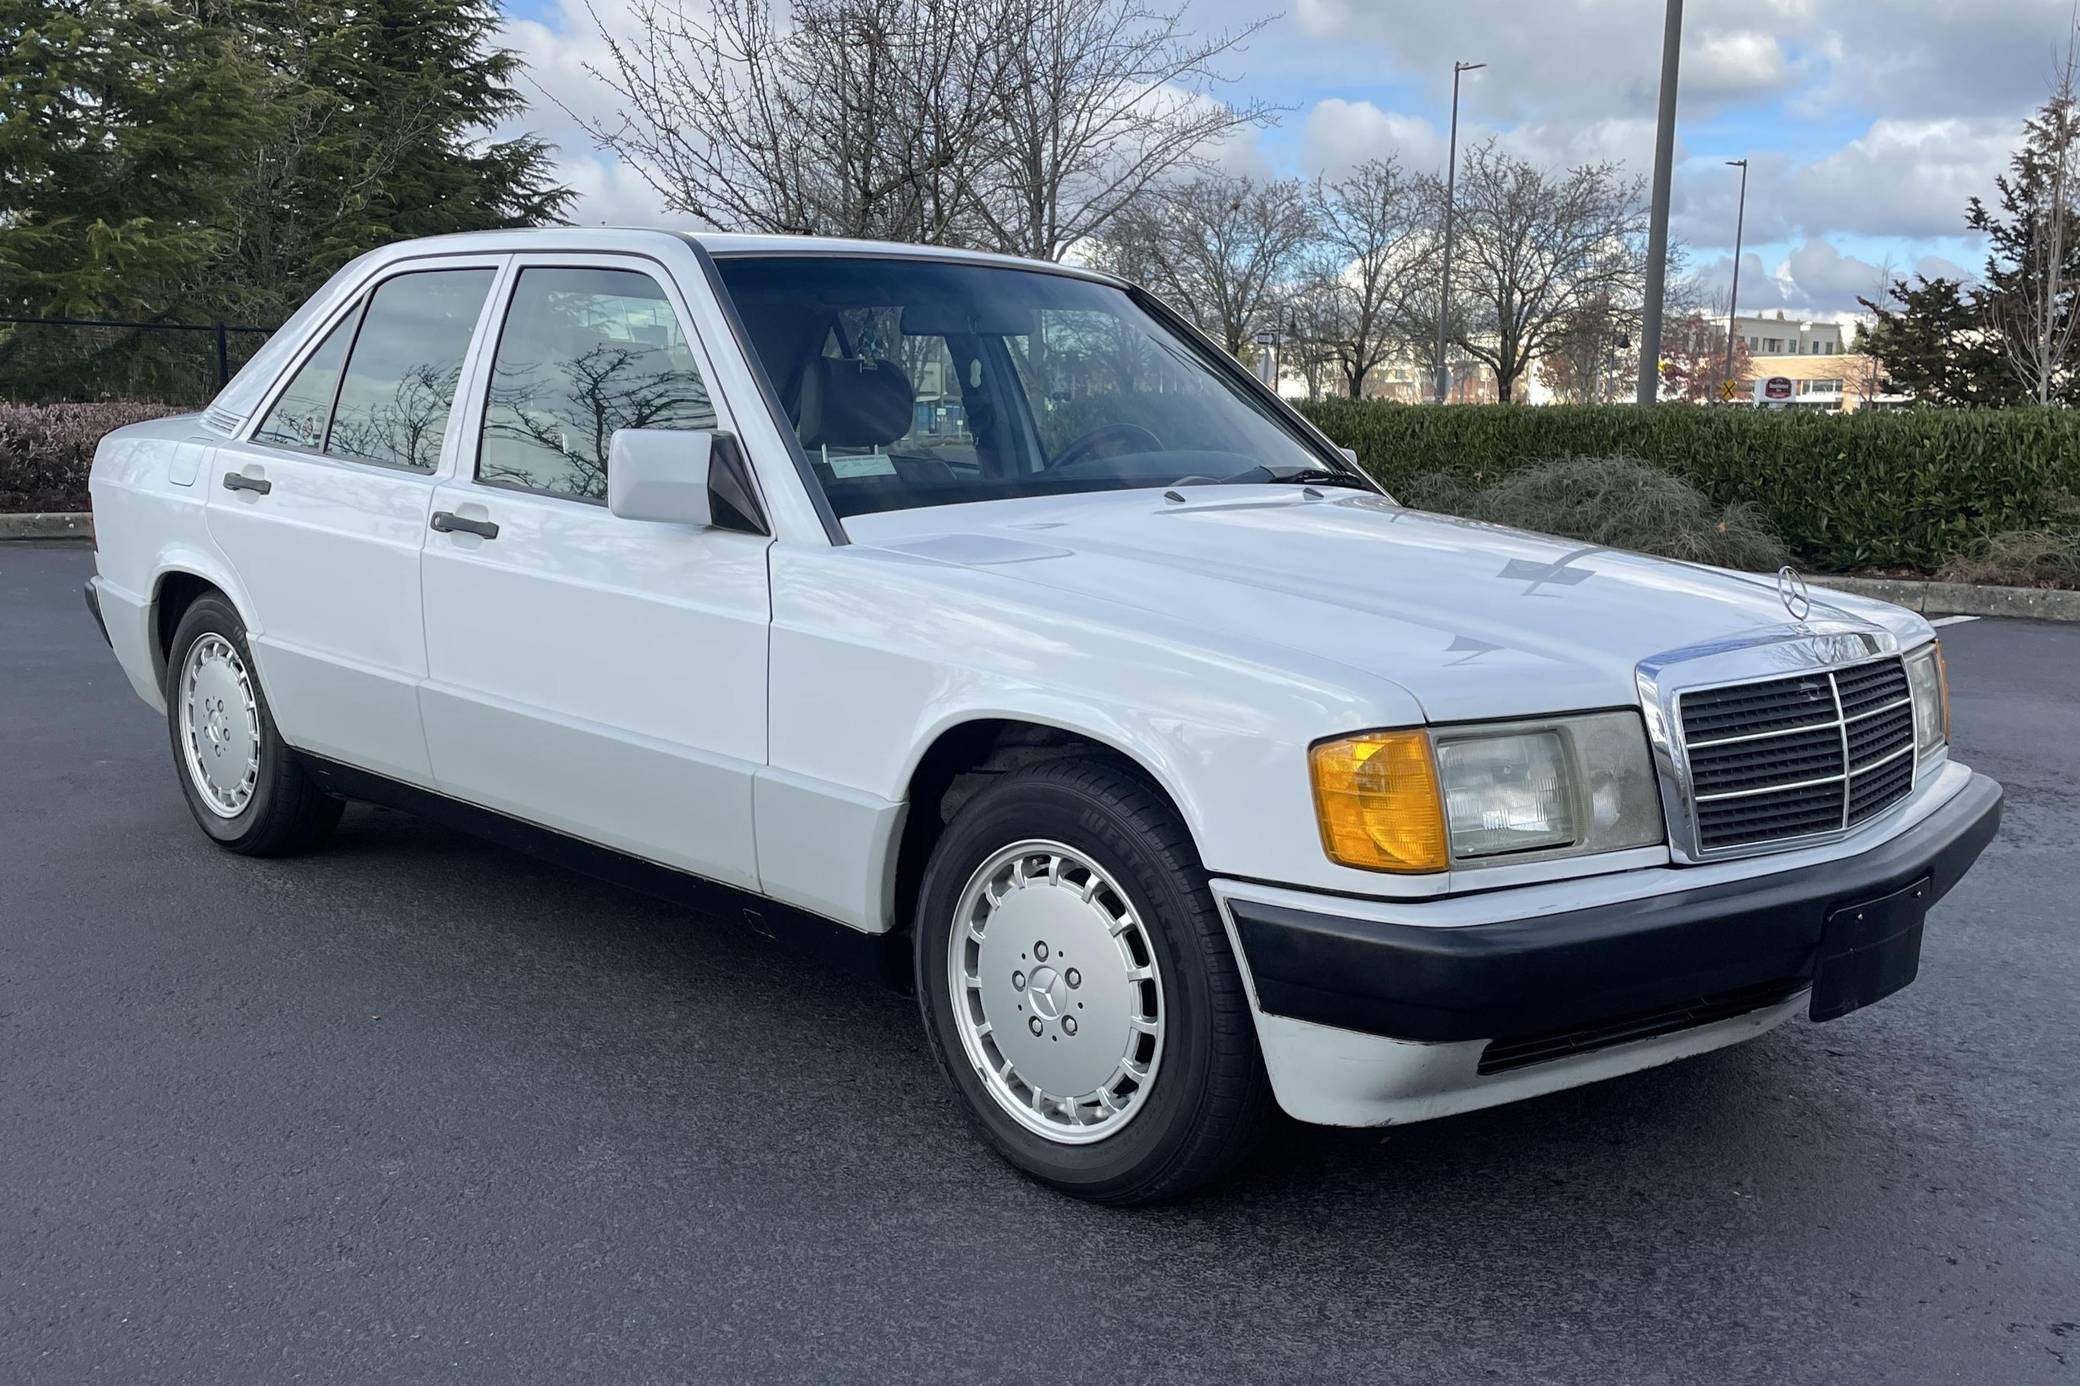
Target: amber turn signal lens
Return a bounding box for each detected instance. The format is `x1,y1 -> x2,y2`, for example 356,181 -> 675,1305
1309,730 -> 1450,873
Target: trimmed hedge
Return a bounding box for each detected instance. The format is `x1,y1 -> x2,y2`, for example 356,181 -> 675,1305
1297,400 -> 2080,575
0,402 -> 180,513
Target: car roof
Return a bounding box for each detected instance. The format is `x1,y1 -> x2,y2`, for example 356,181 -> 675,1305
202,227 -> 1126,433
312,227 -> 1122,284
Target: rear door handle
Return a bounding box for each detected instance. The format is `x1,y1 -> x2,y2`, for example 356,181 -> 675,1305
222,471 -> 272,495
430,510 -> 499,540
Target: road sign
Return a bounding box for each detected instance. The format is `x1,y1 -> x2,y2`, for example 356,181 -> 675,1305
1720,378 -> 1738,401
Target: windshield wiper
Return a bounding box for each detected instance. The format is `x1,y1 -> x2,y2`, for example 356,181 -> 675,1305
1234,463 -> 1378,492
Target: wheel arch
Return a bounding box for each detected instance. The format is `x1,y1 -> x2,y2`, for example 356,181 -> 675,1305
148,557 -> 252,689
887,714 -> 1203,938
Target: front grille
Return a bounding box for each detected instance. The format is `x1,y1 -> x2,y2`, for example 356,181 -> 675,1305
1477,979 -> 1806,1075
1678,657 -> 1914,851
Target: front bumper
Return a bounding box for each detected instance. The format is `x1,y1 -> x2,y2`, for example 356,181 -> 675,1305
1219,769 -> 2003,1126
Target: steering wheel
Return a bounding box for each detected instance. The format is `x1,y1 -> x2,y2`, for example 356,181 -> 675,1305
1047,421 -> 1165,470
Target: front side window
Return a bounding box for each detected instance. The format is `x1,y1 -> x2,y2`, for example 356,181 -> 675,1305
713,255 -> 1345,519
477,266 -> 717,501
326,269 -> 494,471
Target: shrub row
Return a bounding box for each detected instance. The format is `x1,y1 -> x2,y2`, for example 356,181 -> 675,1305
1297,400 -> 2080,575
0,402 -> 180,513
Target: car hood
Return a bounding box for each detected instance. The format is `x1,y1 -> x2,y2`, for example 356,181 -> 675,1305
842,486 -> 1922,722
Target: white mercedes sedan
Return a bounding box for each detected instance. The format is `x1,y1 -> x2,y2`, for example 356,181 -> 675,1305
85,229 -> 2001,1203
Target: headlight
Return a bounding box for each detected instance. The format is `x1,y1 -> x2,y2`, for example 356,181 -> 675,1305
1905,639 -> 1949,759
1436,731 -> 1575,857
1310,712 -> 1665,873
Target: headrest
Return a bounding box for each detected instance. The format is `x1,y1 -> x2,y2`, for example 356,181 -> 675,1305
797,355 -> 914,450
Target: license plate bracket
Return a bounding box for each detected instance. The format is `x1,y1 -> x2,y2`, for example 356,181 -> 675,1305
1809,876 -> 1932,1022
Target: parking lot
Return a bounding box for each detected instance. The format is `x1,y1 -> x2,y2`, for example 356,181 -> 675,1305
3,542 -> 2076,1384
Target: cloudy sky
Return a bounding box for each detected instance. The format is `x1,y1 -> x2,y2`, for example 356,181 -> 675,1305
495,0 -> 2071,321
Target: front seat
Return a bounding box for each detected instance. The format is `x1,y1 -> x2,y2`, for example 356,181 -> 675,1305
794,355 -> 916,453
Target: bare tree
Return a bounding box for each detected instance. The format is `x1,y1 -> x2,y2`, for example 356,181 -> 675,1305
1438,141 -> 1649,403
1990,20 -> 2080,403
1274,275 -> 1344,402
1659,310 -> 1753,402
973,0 -> 1277,260
576,0 -> 1274,257
1847,254 -> 1899,406
1092,174 -> 1315,355
575,0 -> 1018,243
1308,157 -> 1430,398
1538,289 -> 1635,403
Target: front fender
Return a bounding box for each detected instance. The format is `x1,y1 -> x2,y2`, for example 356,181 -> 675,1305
764,544 -> 1430,914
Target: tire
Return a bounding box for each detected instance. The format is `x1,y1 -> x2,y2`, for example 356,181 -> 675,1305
915,757 -> 1273,1204
163,593 -> 342,855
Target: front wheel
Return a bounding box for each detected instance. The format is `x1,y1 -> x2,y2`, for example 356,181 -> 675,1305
915,758 -> 1272,1203
163,594 -> 341,855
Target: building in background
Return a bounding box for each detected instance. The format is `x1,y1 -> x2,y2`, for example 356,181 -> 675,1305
1733,310 -> 1845,358
1737,310 -> 1906,412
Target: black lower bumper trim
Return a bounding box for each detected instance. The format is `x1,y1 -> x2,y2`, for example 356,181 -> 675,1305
1477,977 -> 1806,1074
1231,772 -> 2002,1044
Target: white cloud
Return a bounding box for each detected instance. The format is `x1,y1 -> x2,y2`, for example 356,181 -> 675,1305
495,0 -> 683,225
1300,100 -> 1446,177
1292,0 -> 1806,121
1689,237 -> 1910,317
497,0 -> 2052,279
1788,118 -> 2011,240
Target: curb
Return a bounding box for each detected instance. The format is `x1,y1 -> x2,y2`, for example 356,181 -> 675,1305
0,511 -> 93,540
1812,574 -> 2080,623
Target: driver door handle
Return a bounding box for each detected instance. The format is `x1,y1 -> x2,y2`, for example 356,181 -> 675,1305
430,510 -> 499,540
222,471 -> 272,495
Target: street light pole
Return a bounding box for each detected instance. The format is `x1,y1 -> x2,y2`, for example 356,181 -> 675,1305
1635,0 -> 1683,405
1433,60 -> 1484,404
1723,158 -> 1748,394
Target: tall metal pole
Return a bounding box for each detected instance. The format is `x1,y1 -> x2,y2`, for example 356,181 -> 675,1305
1723,158 -> 1748,392
1433,61 -> 1483,404
1635,0 -> 1683,405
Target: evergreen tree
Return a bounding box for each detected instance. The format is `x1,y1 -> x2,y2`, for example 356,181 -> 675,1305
1859,86 -> 2080,406
221,0 -> 574,320
0,0 -> 572,326
0,0 -> 270,316
1857,275 -> 2021,407
1966,82 -> 2078,402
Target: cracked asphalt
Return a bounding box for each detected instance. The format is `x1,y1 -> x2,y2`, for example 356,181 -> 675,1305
4,544 -> 2076,1383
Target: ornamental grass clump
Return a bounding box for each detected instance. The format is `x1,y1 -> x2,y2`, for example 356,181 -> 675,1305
1399,457 -> 1791,572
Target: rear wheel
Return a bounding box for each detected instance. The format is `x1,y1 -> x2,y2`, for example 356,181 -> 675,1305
164,594 -> 341,855
915,757 -> 1272,1203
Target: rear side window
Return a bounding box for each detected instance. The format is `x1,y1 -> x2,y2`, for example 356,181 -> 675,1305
253,314 -> 353,452
477,266 -> 716,501
326,269 -> 494,472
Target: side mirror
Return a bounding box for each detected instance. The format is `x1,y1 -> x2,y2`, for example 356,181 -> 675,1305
608,428 -> 723,526
1338,446 -> 1359,466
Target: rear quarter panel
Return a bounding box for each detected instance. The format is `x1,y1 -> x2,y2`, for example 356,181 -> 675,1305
89,416 -> 252,711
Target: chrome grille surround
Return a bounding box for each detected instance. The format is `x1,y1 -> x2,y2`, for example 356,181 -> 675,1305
1636,623 -> 1931,864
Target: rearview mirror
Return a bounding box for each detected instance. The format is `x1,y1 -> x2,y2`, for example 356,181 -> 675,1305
899,300 -> 1036,338
608,428 -> 723,526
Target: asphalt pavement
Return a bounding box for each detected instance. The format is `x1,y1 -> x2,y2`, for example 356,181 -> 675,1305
3,543 -> 2076,1384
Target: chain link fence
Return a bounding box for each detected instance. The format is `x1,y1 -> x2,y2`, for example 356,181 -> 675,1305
0,317 -> 277,408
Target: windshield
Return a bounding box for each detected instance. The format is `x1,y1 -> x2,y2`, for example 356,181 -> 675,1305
711,254 -> 1356,519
